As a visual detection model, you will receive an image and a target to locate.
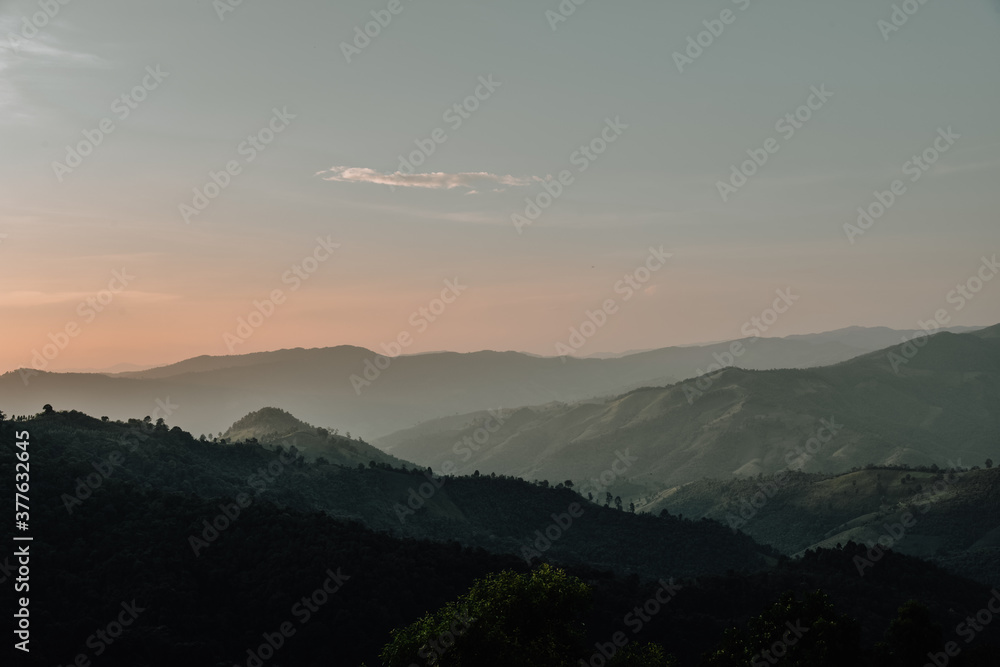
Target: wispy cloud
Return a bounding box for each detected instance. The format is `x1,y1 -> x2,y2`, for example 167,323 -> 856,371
0,21 -> 106,120
0,13 -> 105,69
0,290 -> 179,307
934,157 -> 1000,176
317,166 -> 537,192
2,41 -> 103,67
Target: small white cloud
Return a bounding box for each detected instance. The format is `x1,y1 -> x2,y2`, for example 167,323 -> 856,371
317,166 -> 536,192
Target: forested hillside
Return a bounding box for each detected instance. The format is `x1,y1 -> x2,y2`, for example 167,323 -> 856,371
4,410 -> 1000,666
381,326 -> 1000,490
220,406 -> 409,467
643,465 -> 1000,586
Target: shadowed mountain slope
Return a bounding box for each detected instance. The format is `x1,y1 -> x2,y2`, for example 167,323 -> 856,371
379,325 -> 1000,491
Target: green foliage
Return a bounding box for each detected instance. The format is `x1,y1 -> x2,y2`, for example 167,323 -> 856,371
649,465 -> 1000,586
874,600 -> 943,666
380,564 -> 591,667
702,591 -> 860,667
608,642 -> 678,666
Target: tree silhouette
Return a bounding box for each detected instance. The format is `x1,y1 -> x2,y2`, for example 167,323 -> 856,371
608,642 -> 678,666
703,590 -> 860,666
379,564 -> 591,667
875,600 -> 942,667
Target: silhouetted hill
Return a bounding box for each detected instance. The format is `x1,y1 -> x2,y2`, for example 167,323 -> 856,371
4,410 -> 1000,666
8,408 -> 774,582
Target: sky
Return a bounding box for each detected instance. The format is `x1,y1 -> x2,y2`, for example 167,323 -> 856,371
2,0 -> 999,372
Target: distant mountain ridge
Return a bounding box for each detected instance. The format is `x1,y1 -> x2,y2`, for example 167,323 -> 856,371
113,346 -> 373,380
109,325 -> 986,380
2,325 -> 981,441
378,324 -> 1000,491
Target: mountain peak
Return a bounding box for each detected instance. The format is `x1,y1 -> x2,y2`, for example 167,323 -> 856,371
224,406 -> 310,441
222,406 -> 409,469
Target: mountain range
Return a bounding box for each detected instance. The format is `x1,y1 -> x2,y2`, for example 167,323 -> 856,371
378,325 -> 1000,492
0,325 -> 981,441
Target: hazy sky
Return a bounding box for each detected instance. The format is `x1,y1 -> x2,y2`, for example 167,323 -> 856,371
2,0 -> 999,372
